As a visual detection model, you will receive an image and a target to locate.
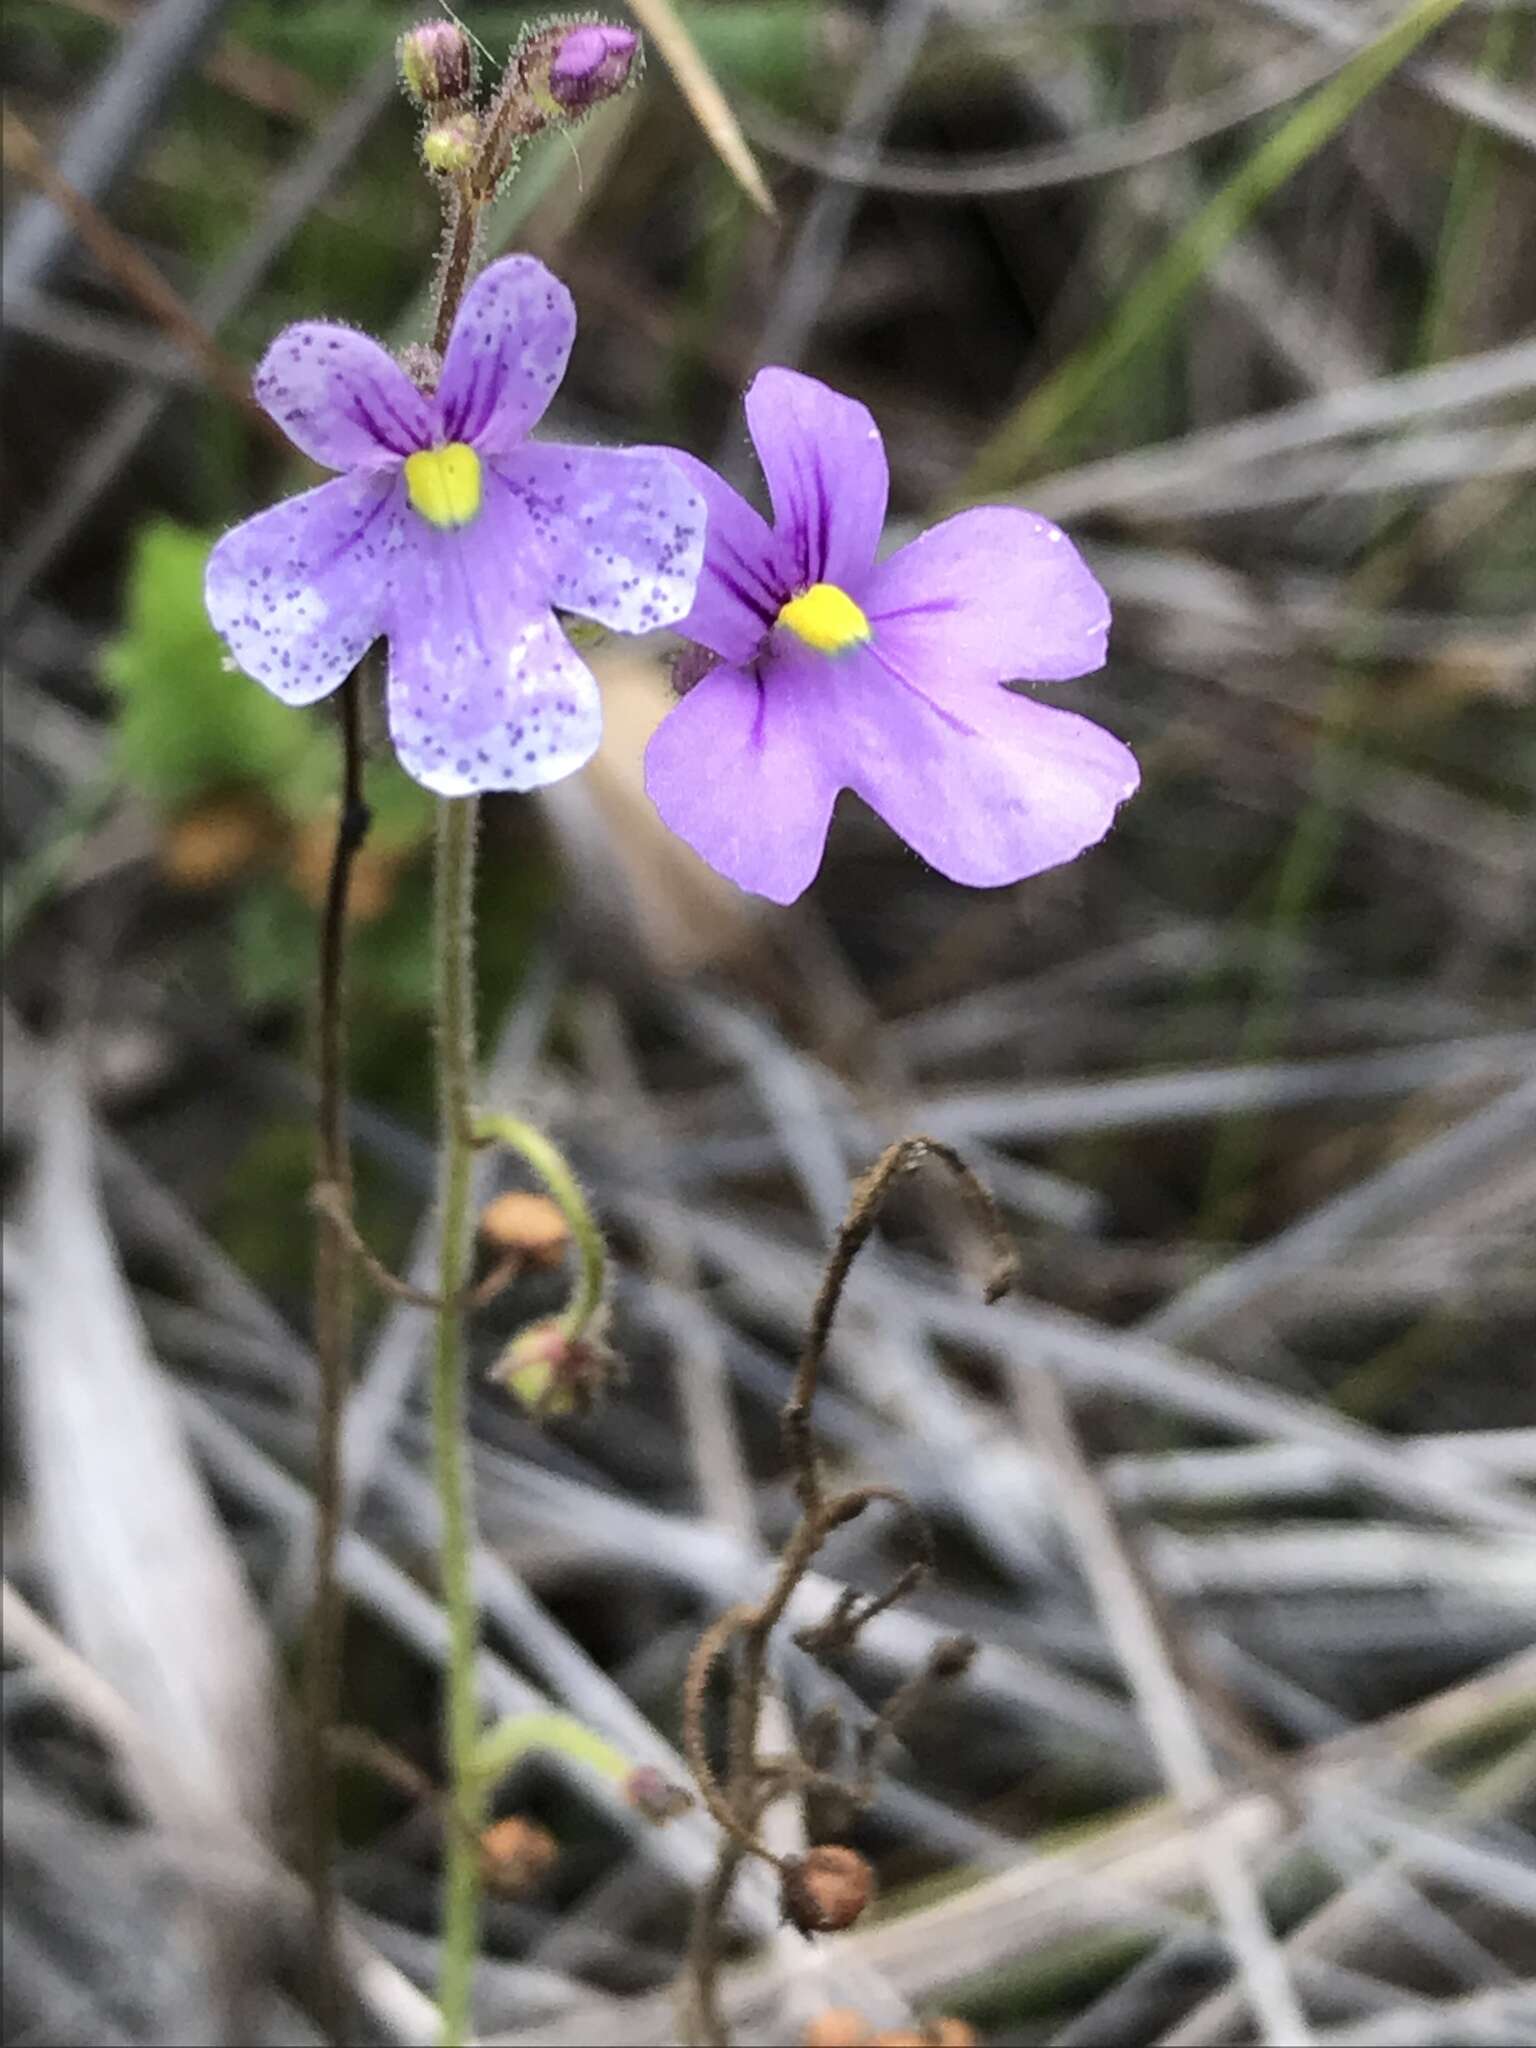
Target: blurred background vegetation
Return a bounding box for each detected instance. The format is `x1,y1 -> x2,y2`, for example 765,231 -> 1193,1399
3,3 -> 1534,2044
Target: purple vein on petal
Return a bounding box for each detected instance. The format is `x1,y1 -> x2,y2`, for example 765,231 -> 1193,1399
310,485 -> 398,580
867,641 -> 976,740
808,446 -> 832,583
348,391 -> 418,457
713,530 -> 780,621
445,351 -> 487,443
867,596 -> 961,624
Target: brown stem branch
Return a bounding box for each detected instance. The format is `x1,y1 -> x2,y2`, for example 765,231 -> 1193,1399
309,1180 -> 520,1313
680,1138 -> 1016,2046
786,1136 -> 1017,1508
304,670 -> 370,2039
432,183 -> 482,357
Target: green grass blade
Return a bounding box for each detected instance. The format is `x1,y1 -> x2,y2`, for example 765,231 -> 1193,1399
957,0 -> 1469,497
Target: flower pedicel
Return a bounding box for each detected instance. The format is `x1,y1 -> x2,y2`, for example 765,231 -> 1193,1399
644,367 -> 1138,903
205,255 -> 703,795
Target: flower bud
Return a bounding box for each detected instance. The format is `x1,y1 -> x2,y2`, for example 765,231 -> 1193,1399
546,23 -> 639,111
622,1764 -> 694,1824
399,21 -> 474,106
780,1846 -> 874,1936
421,111 -> 480,176
514,20 -> 638,121
491,1316 -> 614,1417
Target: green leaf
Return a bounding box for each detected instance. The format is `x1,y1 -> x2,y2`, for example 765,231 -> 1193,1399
102,521 -> 314,811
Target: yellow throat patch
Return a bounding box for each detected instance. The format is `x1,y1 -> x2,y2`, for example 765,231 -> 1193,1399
405,442 -> 482,528
776,581 -> 871,654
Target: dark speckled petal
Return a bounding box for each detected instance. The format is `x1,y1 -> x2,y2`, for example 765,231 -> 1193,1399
205,471 -> 407,704
252,325 -> 431,469
383,470 -> 601,794
435,256 -> 575,456
493,443 -> 704,635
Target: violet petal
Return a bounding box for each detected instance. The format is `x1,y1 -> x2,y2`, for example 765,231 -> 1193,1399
384,471 -> 600,794
863,506 -> 1111,686
836,643 -> 1139,887
643,660 -> 841,904
205,471 -> 407,704
253,325 -> 432,469
497,443 -> 705,634
436,256 -> 575,454
743,367 -> 887,590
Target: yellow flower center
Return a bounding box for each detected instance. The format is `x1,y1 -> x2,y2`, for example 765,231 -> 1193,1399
775,581 -> 871,654
404,441 -> 482,528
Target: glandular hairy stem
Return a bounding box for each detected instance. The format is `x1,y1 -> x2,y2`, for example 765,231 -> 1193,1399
431,789 -> 482,2047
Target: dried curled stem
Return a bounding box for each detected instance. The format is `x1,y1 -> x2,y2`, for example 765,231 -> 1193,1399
309,1180 -> 520,1313
786,1137 -> 1018,1511
679,1137 -> 1014,2046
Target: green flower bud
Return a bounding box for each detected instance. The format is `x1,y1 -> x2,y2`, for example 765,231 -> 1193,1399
421,111 -> 480,176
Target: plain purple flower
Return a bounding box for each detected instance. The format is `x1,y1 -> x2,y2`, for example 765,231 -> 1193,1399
643,368 -> 1138,904
205,256 -> 703,795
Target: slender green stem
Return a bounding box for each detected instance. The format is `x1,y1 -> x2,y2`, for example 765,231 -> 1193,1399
470,1709 -> 634,1791
431,790 -> 483,2046
473,1112 -> 606,1337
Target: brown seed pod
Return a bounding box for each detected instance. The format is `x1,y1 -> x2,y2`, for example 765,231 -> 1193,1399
478,1190 -> 571,1267
780,1845 -> 874,1935
477,1814 -> 557,1895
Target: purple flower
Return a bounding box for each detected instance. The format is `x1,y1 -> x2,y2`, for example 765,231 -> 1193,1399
643,368 -> 1138,904
205,256 -> 703,795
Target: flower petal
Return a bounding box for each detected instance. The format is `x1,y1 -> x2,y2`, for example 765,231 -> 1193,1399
744,367 -> 888,589
862,506 -> 1110,686
631,446 -> 784,664
384,474 -> 600,795
828,645 -> 1138,888
496,443 -> 705,634
205,471 -> 407,704
253,324 -> 432,468
436,256 -> 575,455
644,661 -> 841,904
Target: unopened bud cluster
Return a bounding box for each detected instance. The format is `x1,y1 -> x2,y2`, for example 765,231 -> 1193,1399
400,15 -> 639,190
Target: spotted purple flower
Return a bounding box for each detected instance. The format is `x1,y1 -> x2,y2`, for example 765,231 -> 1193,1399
205,256 -> 704,795
643,368 -> 1138,904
